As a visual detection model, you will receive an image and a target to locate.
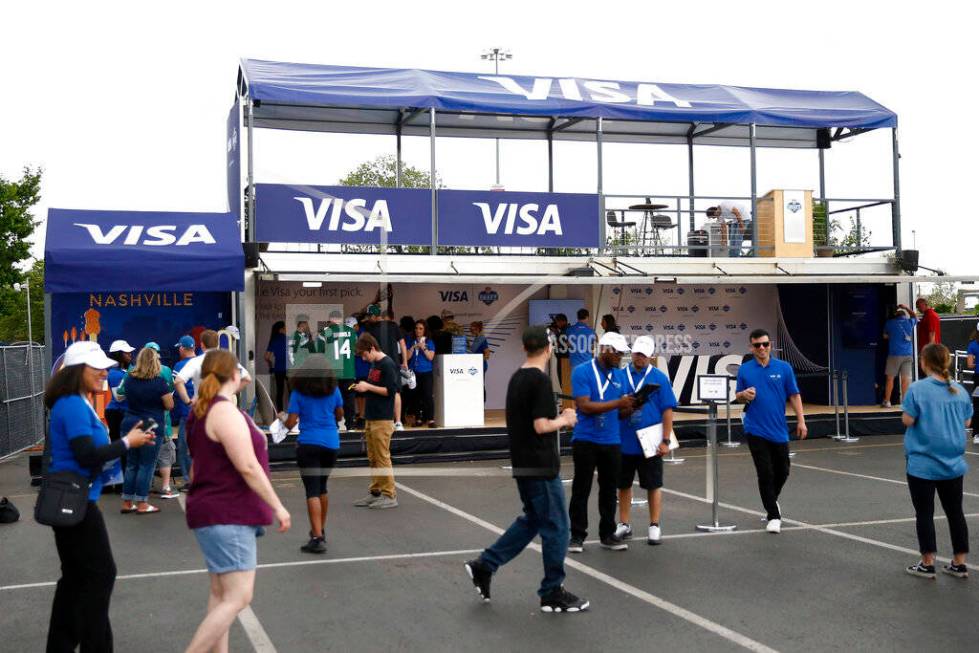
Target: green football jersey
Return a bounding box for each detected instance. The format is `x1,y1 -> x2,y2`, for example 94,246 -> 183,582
321,323 -> 357,379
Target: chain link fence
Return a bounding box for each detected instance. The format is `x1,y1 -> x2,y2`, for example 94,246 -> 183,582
0,344 -> 46,460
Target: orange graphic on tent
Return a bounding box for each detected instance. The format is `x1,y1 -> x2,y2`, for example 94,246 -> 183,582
63,330 -> 69,348
70,326 -> 78,343
84,307 -> 101,342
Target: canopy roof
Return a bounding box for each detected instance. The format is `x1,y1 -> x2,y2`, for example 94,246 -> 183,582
45,209 -> 244,293
239,59 -> 896,148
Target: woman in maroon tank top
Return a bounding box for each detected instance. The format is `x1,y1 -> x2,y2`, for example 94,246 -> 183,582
184,350 -> 291,653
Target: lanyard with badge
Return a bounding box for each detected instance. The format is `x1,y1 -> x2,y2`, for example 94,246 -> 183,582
626,365 -> 653,425
592,360 -> 613,430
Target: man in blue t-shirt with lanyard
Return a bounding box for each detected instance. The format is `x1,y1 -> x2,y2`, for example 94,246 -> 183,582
735,328 -> 807,534
568,331 -> 636,552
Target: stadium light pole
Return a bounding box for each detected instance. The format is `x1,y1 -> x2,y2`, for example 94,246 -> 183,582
481,48 -> 512,187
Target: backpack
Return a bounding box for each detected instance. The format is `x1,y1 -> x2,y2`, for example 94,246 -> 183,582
0,496 -> 20,524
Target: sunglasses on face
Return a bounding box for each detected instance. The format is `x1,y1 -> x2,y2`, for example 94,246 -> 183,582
751,341 -> 772,349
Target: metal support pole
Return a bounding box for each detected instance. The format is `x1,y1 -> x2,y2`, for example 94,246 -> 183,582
430,108 -> 437,255
855,208 -> 862,246
891,128 -> 903,251
687,132 -> 696,232
25,281 -> 36,441
818,147 -> 826,202
246,98 -> 255,243
749,123 -> 759,253
597,116 -> 605,254
834,370 -> 859,442
396,123 -> 403,188
547,129 -> 554,192
721,388 -> 739,447
832,371 -> 841,437
697,401 -> 737,532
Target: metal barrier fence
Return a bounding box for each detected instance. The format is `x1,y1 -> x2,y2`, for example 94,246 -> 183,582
0,344 -> 45,460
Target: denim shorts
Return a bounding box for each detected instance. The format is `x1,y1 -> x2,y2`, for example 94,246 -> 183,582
193,524 -> 262,574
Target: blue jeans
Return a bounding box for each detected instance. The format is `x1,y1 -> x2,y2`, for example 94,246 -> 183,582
176,418 -> 193,484
728,222 -> 745,257
121,416 -> 163,502
479,477 -> 569,596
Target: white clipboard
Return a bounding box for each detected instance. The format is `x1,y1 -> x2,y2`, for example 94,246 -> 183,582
636,424 -> 679,459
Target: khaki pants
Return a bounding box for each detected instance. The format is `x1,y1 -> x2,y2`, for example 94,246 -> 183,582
365,420 -> 396,498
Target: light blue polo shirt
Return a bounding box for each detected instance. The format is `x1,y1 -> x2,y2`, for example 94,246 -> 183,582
735,357 -> 800,443
883,316 -> 916,357
902,378 -> 971,480
48,394 -> 115,501
571,360 -> 626,445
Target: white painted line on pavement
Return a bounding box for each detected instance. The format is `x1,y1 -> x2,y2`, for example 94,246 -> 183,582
395,481 -> 778,653
791,462 -> 979,498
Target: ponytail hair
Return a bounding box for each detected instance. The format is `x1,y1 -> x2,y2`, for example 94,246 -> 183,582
192,349 -> 240,418
920,343 -> 958,395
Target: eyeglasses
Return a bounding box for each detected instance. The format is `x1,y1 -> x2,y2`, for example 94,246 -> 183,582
751,341 -> 772,349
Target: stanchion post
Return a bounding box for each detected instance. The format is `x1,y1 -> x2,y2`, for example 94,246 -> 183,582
832,371 -> 841,439
721,380 -> 740,447
835,370 -> 859,443
696,401 -> 737,532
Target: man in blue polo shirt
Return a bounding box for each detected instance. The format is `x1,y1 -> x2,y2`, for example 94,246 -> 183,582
565,308 -> 596,371
568,331 -> 636,552
735,328 -> 807,534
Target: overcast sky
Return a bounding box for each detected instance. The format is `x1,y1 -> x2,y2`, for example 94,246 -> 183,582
2,1 -> 975,276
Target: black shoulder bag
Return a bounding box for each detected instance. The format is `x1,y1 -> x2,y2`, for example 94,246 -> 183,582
34,469 -> 95,528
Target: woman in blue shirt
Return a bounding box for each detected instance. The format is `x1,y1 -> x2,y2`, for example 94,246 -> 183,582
120,348 -> 173,514
44,341 -> 154,651
283,355 -> 344,554
409,320 -> 437,427
902,344 -> 972,579
264,320 -> 289,412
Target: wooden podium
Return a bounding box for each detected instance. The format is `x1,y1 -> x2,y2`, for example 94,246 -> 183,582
754,189 -> 813,257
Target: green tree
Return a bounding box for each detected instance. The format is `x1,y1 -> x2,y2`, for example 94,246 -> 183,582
338,154 -> 439,189
0,167 -> 42,336
925,281 -> 958,314
0,260 -> 44,343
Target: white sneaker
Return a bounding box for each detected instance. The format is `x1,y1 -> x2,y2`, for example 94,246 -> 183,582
766,518 -> 782,534
761,501 -> 781,522
973,435 -> 979,446
394,422 -> 405,431
614,523 -> 633,540
881,401 -> 892,408
647,524 -> 662,545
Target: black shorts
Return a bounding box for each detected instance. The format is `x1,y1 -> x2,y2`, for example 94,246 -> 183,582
618,454 -> 663,490
296,444 -> 338,498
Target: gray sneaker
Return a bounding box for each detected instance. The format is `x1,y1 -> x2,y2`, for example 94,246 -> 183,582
370,495 -> 399,509
354,494 -> 381,507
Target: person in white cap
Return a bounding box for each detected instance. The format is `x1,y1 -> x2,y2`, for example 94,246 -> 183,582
967,322 -> 979,445
568,331 -> 636,552
43,341 -> 155,651
105,340 -> 136,475
614,336 -> 677,545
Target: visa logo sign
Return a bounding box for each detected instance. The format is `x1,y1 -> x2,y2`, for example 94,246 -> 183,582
440,291 -> 469,302
73,224 -> 216,247
479,76 -> 692,108
294,197 -> 393,232
473,203 -> 562,236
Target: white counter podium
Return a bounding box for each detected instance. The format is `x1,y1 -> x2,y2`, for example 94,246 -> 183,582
434,354 -> 485,428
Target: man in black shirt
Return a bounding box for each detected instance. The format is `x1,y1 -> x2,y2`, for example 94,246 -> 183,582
367,308 -> 409,430
465,326 -> 589,613
352,333 -> 400,509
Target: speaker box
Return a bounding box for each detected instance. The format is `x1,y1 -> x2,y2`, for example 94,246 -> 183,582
899,249 -> 919,273
243,242 -> 260,269
817,128 -> 832,150
566,266 -> 596,277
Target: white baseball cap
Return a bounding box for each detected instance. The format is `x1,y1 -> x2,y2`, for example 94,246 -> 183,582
63,341 -> 117,369
598,331 -> 631,353
108,339 -> 135,353
344,316 -> 358,328
632,335 -> 656,357
223,326 -> 241,340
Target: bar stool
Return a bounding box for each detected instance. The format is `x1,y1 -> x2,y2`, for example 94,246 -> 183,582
605,210 -> 636,251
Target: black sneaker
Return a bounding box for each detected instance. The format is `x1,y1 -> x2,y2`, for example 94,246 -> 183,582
568,538 -> 584,554
600,533 -> 628,551
300,537 -> 327,554
942,563 -> 969,579
464,559 -> 492,602
540,586 -> 589,613
906,561 -> 936,579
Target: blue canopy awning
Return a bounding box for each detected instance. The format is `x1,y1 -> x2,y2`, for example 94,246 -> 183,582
239,59 -> 896,147
44,209 -> 244,293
